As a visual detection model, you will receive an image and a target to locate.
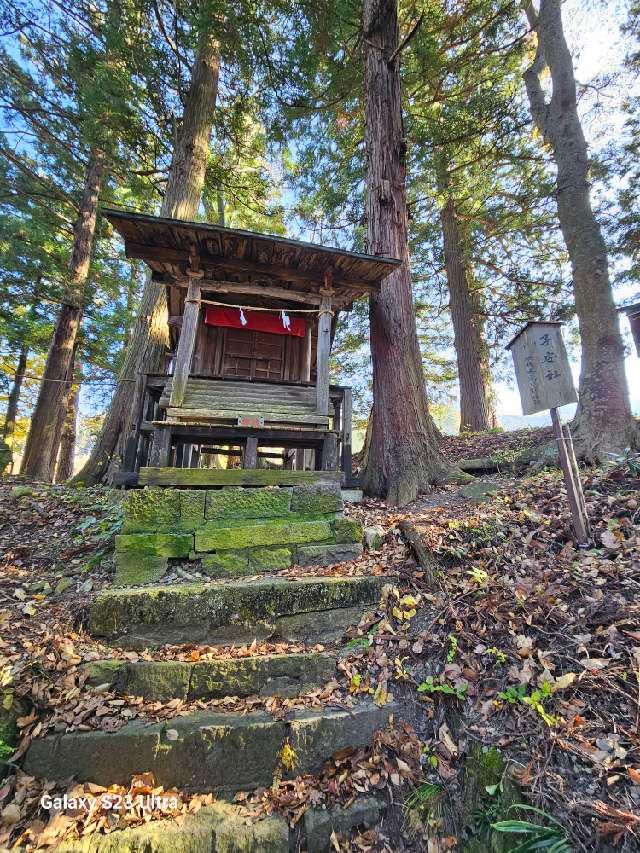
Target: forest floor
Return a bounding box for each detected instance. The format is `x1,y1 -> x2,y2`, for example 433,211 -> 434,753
0,430 -> 639,851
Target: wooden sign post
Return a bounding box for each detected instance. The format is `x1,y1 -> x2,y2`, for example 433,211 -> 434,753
507,321 -> 591,546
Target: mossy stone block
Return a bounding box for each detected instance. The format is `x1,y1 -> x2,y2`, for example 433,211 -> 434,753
248,547 -> 292,571
296,543 -> 362,566
113,554 -> 168,587
200,546 -> 292,577
83,659 -> 125,689
179,490 -> 206,531
195,520 -> 332,552
90,576 -> 388,644
201,551 -> 249,576
116,532 -> 192,558
332,517 -> 363,544
123,488 -> 180,533
205,486 -> 292,520
290,482 -> 342,515
124,661 -> 192,701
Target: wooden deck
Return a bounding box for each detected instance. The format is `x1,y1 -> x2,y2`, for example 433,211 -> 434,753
158,377 -> 330,429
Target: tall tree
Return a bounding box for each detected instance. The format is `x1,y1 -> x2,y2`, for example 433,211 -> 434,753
3,0 -> 154,479
523,0 -> 635,457
20,153 -> 104,477
77,30 -> 220,483
439,188 -> 497,432
360,0 -> 455,505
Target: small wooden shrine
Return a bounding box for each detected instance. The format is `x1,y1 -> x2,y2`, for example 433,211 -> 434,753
104,209 -> 401,484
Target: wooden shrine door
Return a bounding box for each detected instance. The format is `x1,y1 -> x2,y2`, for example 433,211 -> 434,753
221,329 -> 285,380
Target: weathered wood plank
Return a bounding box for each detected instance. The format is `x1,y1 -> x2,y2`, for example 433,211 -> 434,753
138,467 -> 341,487
341,387 -> 353,482
321,432 -> 338,471
169,279 -> 201,408
202,281 -> 323,305
316,289 -> 332,415
148,426 -> 172,467
243,436 -> 259,468
302,323 -> 312,382
164,407 -> 330,425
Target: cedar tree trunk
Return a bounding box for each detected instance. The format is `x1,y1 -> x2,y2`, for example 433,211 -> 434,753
360,0 -> 456,505
3,343 -> 28,445
524,0 -> 635,457
439,197 -> 497,432
76,34 -> 220,484
20,150 -> 104,479
55,377 -> 79,482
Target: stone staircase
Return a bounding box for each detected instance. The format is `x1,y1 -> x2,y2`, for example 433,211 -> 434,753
23,472 -> 396,852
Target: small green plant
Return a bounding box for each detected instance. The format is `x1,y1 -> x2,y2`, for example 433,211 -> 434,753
492,804 -> 572,851
403,782 -> 443,836
418,675 -> 467,701
467,566 -> 489,585
522,683 -> 560,727
487,647 -> 507,665
497,682 -> 560,726
404,782 -> 443,811
344,635 -> 373,651
607,448 -> 640,477
497,685 -> 527,704
447,634 -> 458,662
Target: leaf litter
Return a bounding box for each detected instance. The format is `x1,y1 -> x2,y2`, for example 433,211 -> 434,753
1,453 -> 639,850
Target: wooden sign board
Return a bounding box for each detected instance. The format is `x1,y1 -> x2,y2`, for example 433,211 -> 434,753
237,415 -> 264,428
507,322 -> 577,416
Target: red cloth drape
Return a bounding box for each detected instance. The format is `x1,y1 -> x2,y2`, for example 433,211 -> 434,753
204,306 -> 306,337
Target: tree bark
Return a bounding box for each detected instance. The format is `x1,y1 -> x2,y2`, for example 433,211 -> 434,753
76,33 -> 220,484
360,0 -> 456,505
20,149 -> 105,480
523,0 -> 634,458
3,344 -> 28,445
439,195 -> 497,432
55,375 -> 80,482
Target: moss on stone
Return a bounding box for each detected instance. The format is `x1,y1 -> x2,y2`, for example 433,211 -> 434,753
194,519 -> 332,552
122,488 -> 180,533
205,487 -> 292,520
332,517 -> 363,544
83,659 -> 125,689
55,801 -> 289,853
113,554 -> 168,587
460,744 -> 520,853
201,551 -> 249,576
179,490 -> 206,531
90,576 -> 388,640
248,547 -> 292,571
0,703 -> 18,770
290,482 -> 342,516
115,533 -> 193,558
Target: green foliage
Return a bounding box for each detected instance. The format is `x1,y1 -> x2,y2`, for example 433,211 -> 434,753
492,804 -> 572,852
447,634 -> 458,663
417,675 -> 467,701
404,781 -> 444,816
497,682 -> 560,727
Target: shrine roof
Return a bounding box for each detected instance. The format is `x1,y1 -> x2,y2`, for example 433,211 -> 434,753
103,208 -> 401,306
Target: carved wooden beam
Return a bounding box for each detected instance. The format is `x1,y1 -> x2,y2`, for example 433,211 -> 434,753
124,240 -> 378,292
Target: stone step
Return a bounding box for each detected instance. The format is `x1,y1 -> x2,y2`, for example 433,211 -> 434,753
24,702 -> 396,794
53,795 -> 385,853
90,575 -> 387,649
83,651 -> 337,701
56,802 -> 288,853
